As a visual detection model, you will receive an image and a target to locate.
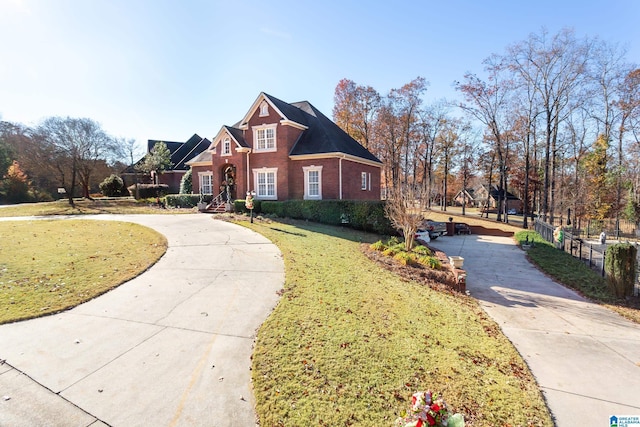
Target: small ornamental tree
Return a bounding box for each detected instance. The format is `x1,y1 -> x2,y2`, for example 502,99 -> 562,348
384,185 -> 425,251
604,243 -> 637,298
137,141 -> 172,184
180,168 -> 192,194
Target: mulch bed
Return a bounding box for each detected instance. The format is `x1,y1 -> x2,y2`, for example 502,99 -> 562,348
360,243 -> 465,294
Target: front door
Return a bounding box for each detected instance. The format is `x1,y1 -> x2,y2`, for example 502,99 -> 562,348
221,165 -> 236,202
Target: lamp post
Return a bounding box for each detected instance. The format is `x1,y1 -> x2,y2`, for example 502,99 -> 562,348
246,191 -> 256,223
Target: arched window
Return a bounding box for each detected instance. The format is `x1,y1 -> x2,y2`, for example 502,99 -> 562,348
259,100 -> 269,117
222,137 -> 231,156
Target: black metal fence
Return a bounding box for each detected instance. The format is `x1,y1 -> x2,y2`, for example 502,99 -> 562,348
546,216 -> 639,241
534,219 -> 639,296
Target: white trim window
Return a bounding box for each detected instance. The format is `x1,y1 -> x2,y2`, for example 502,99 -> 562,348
222,137 -> 231,156
199,172 -> 213,195
254,168 -> 277,199
361,172 -> 368,190
253,124 -> 277,152
303,166 -> 322,199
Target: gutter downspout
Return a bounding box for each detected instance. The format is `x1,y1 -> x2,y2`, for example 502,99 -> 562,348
339,155 -> 344,200
246,149 -> 252,194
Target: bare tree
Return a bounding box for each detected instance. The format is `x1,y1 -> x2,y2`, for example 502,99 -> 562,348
435,118 -> 470,211
507,28 -> 590,222
457,130 -> 480,216
456,55 -> 513,222
389,77 -> 428,187
384,185 -> 425,251
33,117 -> 117,206
416,101 -> 449,207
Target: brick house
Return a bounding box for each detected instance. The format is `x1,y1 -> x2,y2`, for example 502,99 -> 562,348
123,133 -> 210,193
186,93 -> 382,203
460,184 -> 522,212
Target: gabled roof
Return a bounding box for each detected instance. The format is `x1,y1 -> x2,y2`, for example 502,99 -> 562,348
209,125 -> 249,150
148,134 -> 208,171
224,126 -> 249,148
242,93 -> 381,164
476,184 -> 520,200
286,100 -> 381,164
124,134 -> 209,173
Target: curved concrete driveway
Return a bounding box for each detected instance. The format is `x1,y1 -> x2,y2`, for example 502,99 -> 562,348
431,234 -> 640,426
0,214 -> 284,427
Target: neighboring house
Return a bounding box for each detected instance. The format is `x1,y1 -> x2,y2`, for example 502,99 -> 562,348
473,184 -> 522,212
186,93 -> 382,202
123,134 -> 210,193
453,188 -> 476,207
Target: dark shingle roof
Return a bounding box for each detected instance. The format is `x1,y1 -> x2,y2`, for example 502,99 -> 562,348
224,126 -> 249,148
139,134 -> 208,171
262,93 -> 382,164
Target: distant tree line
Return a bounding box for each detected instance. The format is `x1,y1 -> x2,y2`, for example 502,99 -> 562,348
333,28 -> 640,229
0,117 -> 137,206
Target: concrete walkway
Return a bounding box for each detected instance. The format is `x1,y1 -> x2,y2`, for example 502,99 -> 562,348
0,214 -> 284,427
430,233 -> 640,426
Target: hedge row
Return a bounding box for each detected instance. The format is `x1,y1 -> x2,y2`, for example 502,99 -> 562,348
165,194 -> 213,208
234,199 -> 394,235
127,184 -> 169,199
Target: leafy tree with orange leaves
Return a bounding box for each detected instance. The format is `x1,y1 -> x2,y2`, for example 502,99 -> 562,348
582,135 -> 614,220
2,160 -> 32,202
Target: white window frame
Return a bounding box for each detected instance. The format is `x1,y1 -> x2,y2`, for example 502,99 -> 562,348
253,124 -> 277,152
361,172 -> 367,190
303,166 -> 323,200
259,100 -> 269,117
222,137 -> 231,156
198,172 -> 213,195
253,168 -> 277,200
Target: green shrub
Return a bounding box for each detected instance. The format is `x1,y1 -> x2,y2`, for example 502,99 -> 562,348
605,243 -> 638,298
165,194 -> 213,208
370,240 -> 386,251
127,184 -> 169,199
394,251 -> 418,266
99,174 -> 126,197
420,256 -> 441,269
387,236 -> 401,246
382,247 -> 399,257
412,245 -> 432,256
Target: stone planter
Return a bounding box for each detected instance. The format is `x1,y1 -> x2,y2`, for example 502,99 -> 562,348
197,202 -> 207,212
449,256 -> 464,269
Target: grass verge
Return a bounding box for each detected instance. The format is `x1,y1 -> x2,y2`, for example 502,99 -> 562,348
242,218 -> 552,426
0,219 -> 167,324
515,230 -> 640,324
0,198 -> 193,217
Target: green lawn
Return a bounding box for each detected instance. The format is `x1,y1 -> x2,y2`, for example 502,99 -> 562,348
0,198 -> 192,217
0,219 -> 167,323
243,218 -> 552,427
0,202 -> 554,425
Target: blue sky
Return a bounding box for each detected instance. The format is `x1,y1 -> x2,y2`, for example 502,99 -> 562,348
1,0 -> 639,156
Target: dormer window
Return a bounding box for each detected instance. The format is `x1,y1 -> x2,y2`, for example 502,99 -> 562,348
259,100 -> 269,117
222,137 -> 231,156
253,124 -> 277,152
